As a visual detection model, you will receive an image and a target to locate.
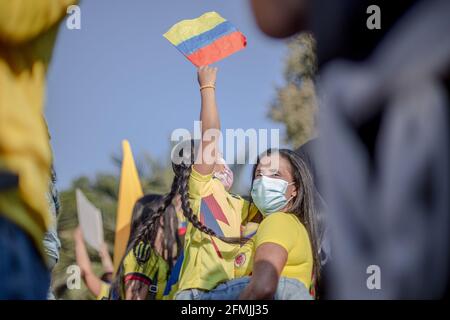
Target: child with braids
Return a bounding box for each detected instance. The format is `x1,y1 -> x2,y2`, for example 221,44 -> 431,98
109,137 -> 246,300
173,66 -> 260,299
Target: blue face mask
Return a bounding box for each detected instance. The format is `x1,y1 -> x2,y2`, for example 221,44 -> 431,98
251,175 -> 295,216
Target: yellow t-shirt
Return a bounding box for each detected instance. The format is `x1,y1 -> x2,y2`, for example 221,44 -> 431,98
177,167 -> 257,291
255,212 -> 313,289
0,0 -> 78,257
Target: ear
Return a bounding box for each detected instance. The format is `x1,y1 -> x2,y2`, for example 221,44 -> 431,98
290,184 -> 298,198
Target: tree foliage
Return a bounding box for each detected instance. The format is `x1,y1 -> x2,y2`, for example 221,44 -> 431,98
270,33 -> 318,148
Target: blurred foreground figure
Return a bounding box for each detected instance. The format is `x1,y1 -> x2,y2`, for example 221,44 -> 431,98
251,0 -> 449,299
44,165 -> 62,299
0,1 -> 76,299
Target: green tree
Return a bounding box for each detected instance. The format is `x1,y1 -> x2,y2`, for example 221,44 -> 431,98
270,33 -> 318,149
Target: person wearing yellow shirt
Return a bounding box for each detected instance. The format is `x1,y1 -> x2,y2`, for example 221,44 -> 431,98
239,148 -> 320,299
173,66 -> 320,300
182,149 -> 320,300
113,137 -> 258,300
0,0 -> 78,299
172,66 -> 261,299
109,194 -> 187,300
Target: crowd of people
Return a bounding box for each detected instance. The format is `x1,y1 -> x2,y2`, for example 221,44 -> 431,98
0,0 -> 448,300
71,65 -> 325,300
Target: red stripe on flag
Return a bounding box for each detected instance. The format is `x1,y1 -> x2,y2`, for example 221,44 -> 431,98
186,31 -> 246,66
203,194 -> 230,225
178,227 -> 186,236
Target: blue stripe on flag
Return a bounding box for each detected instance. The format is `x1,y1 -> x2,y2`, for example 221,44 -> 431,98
176,21 -> 237,56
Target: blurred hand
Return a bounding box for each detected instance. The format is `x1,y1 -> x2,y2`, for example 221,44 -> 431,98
197,66 -> 218,87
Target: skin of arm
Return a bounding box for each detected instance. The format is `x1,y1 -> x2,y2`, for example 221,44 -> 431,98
98,242 -> 114,275
73,227 -> 102,297
250,0 -> 308,38
193,66 -> 220,176
239,242 -> 288,299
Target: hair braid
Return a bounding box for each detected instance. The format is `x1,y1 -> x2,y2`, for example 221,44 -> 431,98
176,161 -> 245,245
132,175 -> 180,262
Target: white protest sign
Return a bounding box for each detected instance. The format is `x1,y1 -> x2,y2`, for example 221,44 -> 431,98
76,189 -> 104,251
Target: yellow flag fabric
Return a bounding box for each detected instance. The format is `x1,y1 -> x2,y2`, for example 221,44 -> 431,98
163,11 -> 226,46
113,140 -> 143,271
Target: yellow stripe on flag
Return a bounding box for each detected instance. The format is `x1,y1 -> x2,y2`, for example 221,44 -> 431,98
163,11 -> 226,46
113,140 -> 143,272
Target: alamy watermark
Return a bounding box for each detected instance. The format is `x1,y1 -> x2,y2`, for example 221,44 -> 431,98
170,121 -> 281,169
66,265 -> 81,290
366,265 -> 381,290
66,5 -> 81,30
367,5 -> 381,30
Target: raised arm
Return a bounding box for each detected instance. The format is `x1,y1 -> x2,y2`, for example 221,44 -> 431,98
193,66 -> 220,176
98,242 -> 114,281
73,227 -> 102,297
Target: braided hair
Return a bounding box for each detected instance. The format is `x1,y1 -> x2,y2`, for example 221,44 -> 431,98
111,139 -> 246,298
172,139 -> 245,245
131,179 -> 180,262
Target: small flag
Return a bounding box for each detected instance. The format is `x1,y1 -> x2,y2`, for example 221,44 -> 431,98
76,189 -> 104,252
113,140 -> 143,272
178,221 -> 187,236
164,11 -> 247,66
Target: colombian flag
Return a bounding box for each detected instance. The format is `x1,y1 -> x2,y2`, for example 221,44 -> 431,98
164,12 -> 247,66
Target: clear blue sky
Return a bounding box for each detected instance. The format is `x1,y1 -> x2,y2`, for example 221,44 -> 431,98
45,0 -> 288,190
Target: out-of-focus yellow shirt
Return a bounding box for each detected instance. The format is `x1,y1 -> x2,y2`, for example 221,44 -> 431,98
0,0 -> 77,257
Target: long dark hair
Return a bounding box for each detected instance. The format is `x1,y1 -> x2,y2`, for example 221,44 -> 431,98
252,148 -> 321,291
108,193 -> 180,299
